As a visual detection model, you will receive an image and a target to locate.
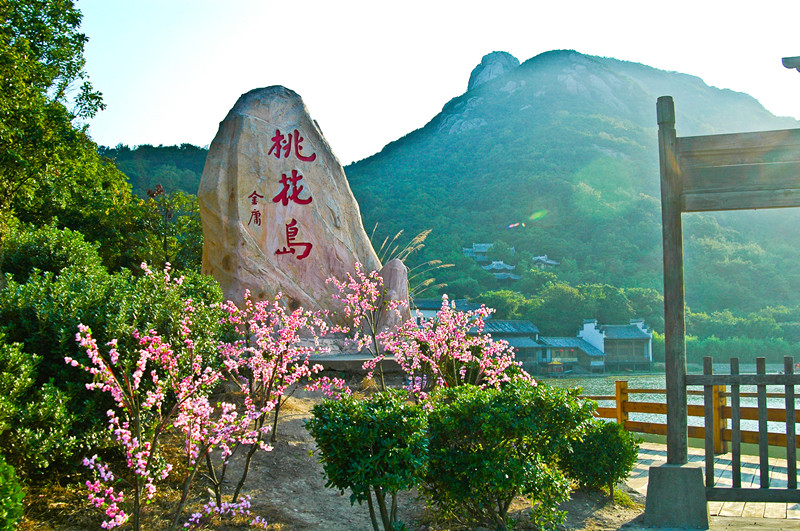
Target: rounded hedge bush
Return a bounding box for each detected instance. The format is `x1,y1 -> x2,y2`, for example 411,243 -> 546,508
0,454 -> 25,530
560,419 -> 640,499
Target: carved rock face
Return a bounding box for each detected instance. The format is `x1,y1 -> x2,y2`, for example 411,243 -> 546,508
199,86 -> 381,318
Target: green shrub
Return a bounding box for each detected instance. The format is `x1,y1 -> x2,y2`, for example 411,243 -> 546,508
306,390 -> 427,531
0,453 -> 25,530
422,380 -> 594,530
0,227 -> 226,474
0,335 -> 77,478
2,223 -> 105,282
560,420 -> 640,499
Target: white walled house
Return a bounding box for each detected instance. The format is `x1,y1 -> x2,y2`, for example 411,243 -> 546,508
577,318 -> 653,370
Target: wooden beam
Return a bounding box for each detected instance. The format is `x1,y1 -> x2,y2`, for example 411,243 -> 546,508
683,188 -> 800,212
686,373 -> 800,386
677,128 -> 800,167
720,405 -> 800,423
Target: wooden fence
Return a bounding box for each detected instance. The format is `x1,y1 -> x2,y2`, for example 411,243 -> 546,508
585,356 -> 800,502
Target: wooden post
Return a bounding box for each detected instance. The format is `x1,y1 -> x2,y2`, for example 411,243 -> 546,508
658,96 -> 688,465
616,380 -> 629,425
713,384 -> 727,454
784,356 -> 797,489
731,358 -> 741,488
756,357 -> 770,488
703,357 -> 715,487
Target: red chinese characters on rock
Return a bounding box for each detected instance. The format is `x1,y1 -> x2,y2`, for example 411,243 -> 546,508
246,128 -> 317,261
247,190 -> 265,226
272,170 -> 312,206
267,129 -> 317,162
275,218 -> 312,260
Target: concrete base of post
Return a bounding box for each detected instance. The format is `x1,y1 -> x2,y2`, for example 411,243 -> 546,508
644,463 -> 709,529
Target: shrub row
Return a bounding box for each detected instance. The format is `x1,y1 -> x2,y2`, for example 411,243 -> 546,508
308,380 -> 640,531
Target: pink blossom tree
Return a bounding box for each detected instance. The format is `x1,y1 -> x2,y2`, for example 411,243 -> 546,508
326,262 -> 406,391
68,266 -> 262,530
383,294 -> 533,401
210,291 -> 338,505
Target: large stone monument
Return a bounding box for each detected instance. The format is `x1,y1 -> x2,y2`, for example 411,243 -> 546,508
199,86 -> 382,316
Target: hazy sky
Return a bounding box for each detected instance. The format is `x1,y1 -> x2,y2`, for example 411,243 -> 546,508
77,0 -> 800,165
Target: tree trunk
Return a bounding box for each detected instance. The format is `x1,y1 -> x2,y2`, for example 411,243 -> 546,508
366,493 -> 381,531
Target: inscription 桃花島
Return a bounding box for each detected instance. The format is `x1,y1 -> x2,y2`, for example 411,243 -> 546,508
246,128 -> 317,260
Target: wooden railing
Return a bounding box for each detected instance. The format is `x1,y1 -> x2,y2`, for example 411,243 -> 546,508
584,378 -> 800,454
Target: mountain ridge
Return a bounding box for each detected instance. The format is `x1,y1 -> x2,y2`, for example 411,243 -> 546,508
102,49 -> 800,324
344,49 -> 800,317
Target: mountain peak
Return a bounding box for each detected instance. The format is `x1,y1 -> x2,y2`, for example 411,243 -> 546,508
468,51 -> 520,91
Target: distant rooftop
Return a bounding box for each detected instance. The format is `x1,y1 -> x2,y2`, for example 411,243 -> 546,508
482,260 -> 516,271
478,320 -> 540,336
540,337 -> 604,357
601,324 -> 651,340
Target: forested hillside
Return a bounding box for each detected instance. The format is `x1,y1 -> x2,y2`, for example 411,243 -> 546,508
100,50 -> 800,362
98,143 -> 207,198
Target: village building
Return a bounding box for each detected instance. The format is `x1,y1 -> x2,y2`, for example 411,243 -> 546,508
577,318 -> 653,371
538,337 -> 605,374
462,243 -> 495,262
476,319 -> 542,365
481,260 -> 521,281
411,296 -> 652,374
531,254 -> 560,268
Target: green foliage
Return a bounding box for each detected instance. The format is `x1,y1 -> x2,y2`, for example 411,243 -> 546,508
560,420 -> 640,499
10,130 -> 136,271
478,289 -> 527,319
422,380 -> 594,530
99,144 -> 207,198
128,189 -> 204,271
3,223 -> 104,282
0,226 -> 225,474
306,390 -> 427,531
0,335 -> 76,478
0,0 -> 106,263
0,453 -> 24,530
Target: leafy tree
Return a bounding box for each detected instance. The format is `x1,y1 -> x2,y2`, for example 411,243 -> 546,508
516,267 -> 558,297
623,287 -> 664,332
307,390 -> 427,531
579,283 -> 634,325
477,289 -> 526,319
524,281 -> 589,336
0,0 -> 105,273
132,186 -> 203,270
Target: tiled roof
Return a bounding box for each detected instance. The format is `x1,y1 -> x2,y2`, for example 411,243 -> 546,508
479,320 -> 540,335
505,337 -> 542,348
493,273 -> 521,280
532,254 -> 560,266
482,261 -> 516,271
540,337 -> 604,357
601,324 -> 651,339
462,243 -> 494,253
